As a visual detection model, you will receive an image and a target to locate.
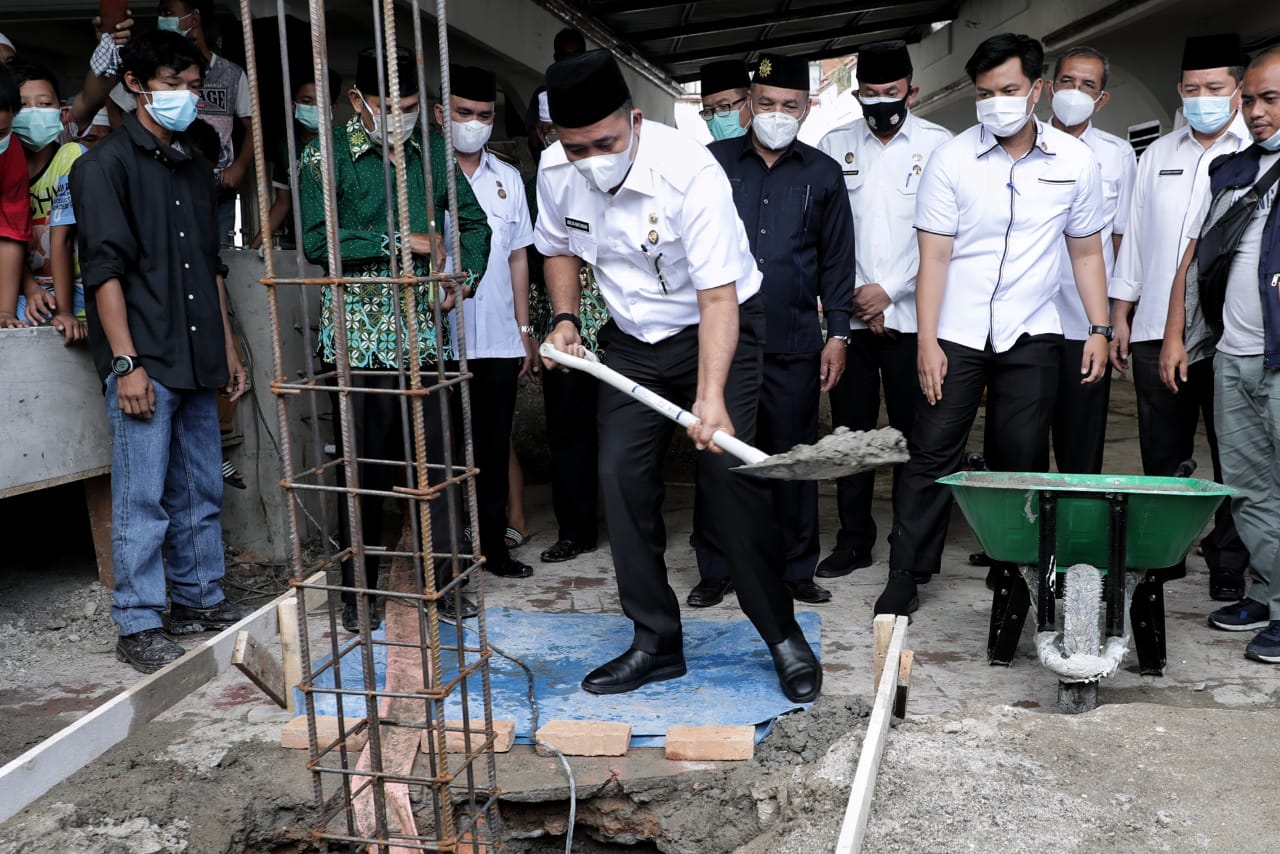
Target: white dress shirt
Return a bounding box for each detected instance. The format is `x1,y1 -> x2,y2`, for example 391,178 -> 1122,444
914,119 -> 1106,353
817,111 -> 953,334
1054,123 -> 1138,341
450,150 -> 534,359
534,120 -> 762,344
1110,112 -> 1251,343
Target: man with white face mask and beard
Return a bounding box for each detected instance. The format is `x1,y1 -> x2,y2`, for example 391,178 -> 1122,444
537,50 -> 822,703
694,52 -> 854,607
874,33 -> 1111,617
1110,34 -> 1252,602
439,65 -> 537,582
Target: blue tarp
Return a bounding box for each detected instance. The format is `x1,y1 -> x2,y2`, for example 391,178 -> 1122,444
298,607 -> 821,747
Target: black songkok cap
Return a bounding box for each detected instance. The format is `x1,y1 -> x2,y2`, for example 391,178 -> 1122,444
355,47 -> 419,97
1181,33 -> 1247,71
857,40 -> 913,85
449,64 -> 496,102
752,52 -> 809,91
700,59 -> 749,95
546,49 -> 631,128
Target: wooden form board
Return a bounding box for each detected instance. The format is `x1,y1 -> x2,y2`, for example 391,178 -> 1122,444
834,614 -> 909,854
0,572 -> 325,825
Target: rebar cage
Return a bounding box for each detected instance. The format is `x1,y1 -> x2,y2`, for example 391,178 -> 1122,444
238,0 -> 501,849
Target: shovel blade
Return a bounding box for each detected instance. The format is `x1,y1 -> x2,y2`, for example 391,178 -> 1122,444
732,427 -> 909,481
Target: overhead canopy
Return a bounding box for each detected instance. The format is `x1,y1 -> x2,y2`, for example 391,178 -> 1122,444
567,0 -> 960,83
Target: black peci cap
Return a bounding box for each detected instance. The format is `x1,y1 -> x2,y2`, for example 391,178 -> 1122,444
700,59 -> 750,95
355,47 -> 419,97
546,49 -> 632,128
1181,33 -> 1247,71
857,40 -> 913,85
752,52 -> 809,91
449,64 -> 496,102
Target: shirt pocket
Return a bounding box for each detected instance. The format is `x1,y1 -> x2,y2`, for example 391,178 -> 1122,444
1033,175 -> 1079,210
842,169 -> 864,195
567,229 -> 597,265
786,184 -> 815,233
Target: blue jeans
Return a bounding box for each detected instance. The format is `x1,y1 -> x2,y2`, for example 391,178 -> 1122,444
105,375 -> 227,635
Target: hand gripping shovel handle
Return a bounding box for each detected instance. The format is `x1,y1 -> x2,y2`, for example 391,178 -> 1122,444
539,343 -> 769,466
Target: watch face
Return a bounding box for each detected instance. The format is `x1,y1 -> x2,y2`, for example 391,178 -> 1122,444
112,355 -> 133,374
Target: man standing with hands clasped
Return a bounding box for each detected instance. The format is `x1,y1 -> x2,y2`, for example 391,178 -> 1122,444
537,50 -> 821,703
875,33 -> 1111,617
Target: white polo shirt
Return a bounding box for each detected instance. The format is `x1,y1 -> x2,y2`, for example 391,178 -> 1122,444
1054,123 -> 1138,341
449,150 -> 533,360
534,120 -> 761,344
1110,112 -> 1250,344
914,119 -> 1106,353
817,111 -> 953,334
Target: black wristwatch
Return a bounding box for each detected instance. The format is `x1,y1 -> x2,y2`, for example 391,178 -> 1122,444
111,354 -> 139,376
552,312 -> 581,332
1088,324 -> 1115,341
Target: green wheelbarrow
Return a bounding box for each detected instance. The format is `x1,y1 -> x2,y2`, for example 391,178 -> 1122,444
939,471 -> 1235,709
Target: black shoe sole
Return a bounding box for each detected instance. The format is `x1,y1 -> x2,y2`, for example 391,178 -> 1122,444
581,661 -> 687,695
167,619 -> 242,635
116,645 -> 184,674
788,589 -> 833,604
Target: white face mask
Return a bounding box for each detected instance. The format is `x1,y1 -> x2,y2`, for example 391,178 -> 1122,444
751,109 -> 801,150
358,91 -> 417,147
452,118 -> 492,154
571,117 -> 637,193
976,90 -> 1035,138
1051,87 -> 1099,128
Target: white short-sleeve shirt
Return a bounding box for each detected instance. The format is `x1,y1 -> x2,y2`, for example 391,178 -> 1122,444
446,151 -> 534,359
817,112 -> 953,334
534,120 -> 761,344
914,119 -> 1106,353
1054,123 -> 1138,341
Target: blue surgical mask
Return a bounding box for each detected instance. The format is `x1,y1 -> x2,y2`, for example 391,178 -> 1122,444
13,107 -> 64,151
144,89 -> 199,132
157,13 -> 193,36
294,103 -> 320,131
0,132 -> 10,156
1260,130 -> 1280,152
1182,92 -> 1236,135
707,111 -> 746,141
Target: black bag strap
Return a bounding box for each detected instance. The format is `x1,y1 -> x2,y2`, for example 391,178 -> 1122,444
1220,153 -> 1280,226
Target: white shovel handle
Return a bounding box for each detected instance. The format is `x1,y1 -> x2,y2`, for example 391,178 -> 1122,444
539,343 -> 769,466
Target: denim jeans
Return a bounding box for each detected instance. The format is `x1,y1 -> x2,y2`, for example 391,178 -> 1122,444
105,375 -> 227,635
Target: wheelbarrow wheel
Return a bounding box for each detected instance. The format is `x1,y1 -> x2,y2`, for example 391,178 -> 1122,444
1058,680 -> 1098,714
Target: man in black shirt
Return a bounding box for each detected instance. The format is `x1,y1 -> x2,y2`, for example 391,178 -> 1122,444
71,31 -> 252,673
696,53 -> 856,605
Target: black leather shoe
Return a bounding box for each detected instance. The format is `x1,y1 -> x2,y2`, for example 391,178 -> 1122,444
687,577 -> 733,608
489,557 -> 533,578
439,593 -> 479,622
969,551 -> 994,567
1210,573 -> 1247,602
116,628 -> 185,673
768,630 -> 822,703
815,550 -> 874,578
786,579 -> 833,604
874,573 -> 919,617
581,648 -> 686,694
167,600 -> 256,635
540,538 -> 596,563
342,602 -> 382,633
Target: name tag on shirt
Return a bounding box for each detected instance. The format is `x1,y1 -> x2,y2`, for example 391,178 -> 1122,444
1159,169 -> 1184,176
843,169 -> 860,176
565,217 -> 591,233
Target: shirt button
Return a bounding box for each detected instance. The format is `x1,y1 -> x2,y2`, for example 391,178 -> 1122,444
184,263 -> 190,269
759,258 -> 767,265
179,231 -> 185,237
188,294 -> 194,300
760,228 -> 767,234
190,325 -> 197,332
762,198 -> 769,205
175,200 -> 181,206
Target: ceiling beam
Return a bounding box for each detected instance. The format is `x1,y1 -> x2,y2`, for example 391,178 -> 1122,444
583,0 -> 714,16
656,13 -> 935,65
629,0 -> 904,42
668,29 -> 921,82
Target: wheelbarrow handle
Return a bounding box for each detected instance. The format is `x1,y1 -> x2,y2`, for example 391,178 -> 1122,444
538,343 -> 769,466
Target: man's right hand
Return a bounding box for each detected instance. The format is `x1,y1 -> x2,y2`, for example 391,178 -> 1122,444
1159,336 -> 1188,394
541,319 -> 583,371
118,366 -> 156,420
917,338 -> 947,406
1110,317 -> 1131,376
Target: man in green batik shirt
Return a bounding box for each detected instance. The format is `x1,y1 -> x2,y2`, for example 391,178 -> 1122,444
299,46 -> 491,630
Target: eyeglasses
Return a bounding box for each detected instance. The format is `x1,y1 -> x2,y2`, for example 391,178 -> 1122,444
698,96 -> 747,120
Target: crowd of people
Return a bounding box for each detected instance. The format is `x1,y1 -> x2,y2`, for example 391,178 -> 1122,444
1,16 -> 1277,702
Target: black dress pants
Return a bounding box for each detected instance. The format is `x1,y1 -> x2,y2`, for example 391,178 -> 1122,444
1129,341 -> 1248,575
1051,338 -> 1112,475
467,358 -> 521,572
890,335 -> 1061,578
828,330 -> 918,555
328,368 -> 464,604
596,297 -> 798,655
542,367 -> 599,545
692,351 -> 820,582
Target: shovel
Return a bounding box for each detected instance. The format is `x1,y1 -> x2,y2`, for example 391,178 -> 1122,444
539,344 -> 908,481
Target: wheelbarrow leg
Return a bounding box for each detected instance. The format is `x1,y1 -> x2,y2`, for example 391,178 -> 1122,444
1130,571 -> 1167,676
988,566 -> 1031,666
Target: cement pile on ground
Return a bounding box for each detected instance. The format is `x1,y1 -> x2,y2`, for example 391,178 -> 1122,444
735,426 -> 909,480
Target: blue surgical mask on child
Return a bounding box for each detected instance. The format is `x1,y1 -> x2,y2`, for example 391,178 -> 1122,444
144,89 -> 200,132
294,103 -> 320,131
157,13 -> 194,37
13,107 -> 64,151
707,111 -> 746,141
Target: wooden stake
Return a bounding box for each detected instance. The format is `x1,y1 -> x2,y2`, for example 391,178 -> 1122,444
83,475 -> 114,589
872,614 -> 894,694
277,597 -> 301,713
892,649 -> 914,720
232,630 -> 287,707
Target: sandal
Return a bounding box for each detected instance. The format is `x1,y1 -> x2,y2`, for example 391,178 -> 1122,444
504,527 -> 527,549
222,459 -> 247,489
